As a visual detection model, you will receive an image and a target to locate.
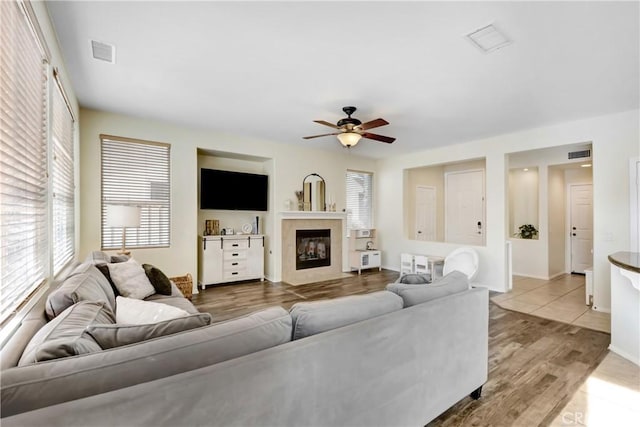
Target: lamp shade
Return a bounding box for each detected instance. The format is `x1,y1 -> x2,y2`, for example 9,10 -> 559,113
106,205 -> 141,228
337,132 -> 362,148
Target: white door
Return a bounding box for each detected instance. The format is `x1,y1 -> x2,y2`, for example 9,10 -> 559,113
445,170 -> 485,245
570,184 -> 593,274
415,186 -> 436,241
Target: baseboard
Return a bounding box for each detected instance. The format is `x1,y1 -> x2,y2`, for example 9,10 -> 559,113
511,273 -> 553,280
608,345 -> 640,366
548,271 -> 566,280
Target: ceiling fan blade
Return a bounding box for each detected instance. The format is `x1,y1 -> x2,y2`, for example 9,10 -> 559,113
359,118 -> 389,130
362,132 -> 396,144
313,120 -> 340,129
303,132 -> 342,140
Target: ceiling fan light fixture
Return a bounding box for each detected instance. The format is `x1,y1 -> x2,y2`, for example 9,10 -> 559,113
337,132 -> 362,148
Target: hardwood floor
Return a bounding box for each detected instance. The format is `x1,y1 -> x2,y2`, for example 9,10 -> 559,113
193,270 -> 611,426
192,269 -> 398,321
429,302 -> 609,426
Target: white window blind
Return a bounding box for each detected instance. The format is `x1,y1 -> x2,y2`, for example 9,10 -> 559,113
51,73 -> 75,273
0,0 -> 49,323
101,136 -> 171,249
346,170 -> 373,231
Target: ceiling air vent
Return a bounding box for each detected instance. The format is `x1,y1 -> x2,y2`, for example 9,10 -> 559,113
466,24 -> 512,53
568,149 -> 591,160
90,40 -> 115,64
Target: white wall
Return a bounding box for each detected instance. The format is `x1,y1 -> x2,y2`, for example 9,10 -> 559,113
509,168 -> 539,236
79,109 -> 376,285
376,109 -> 639,312
548,167 -> 566,277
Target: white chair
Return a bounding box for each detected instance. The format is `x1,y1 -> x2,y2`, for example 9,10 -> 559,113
443,247 -> 479,281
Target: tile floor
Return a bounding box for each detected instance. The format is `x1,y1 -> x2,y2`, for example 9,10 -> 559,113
550,352 -> 640,426
491,274 -> 611,333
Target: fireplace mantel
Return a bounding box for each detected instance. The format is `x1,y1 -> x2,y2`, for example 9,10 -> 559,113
279,211 -> 347,220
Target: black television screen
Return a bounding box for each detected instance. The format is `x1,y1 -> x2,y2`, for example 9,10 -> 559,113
200,168 -> 268,211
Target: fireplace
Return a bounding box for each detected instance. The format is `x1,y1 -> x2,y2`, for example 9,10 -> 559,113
296,229 -> 331,270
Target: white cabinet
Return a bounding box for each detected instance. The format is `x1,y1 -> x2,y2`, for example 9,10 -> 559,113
350,250 -> 381,274
348,229 -> 382,274
198,235 -> 264,288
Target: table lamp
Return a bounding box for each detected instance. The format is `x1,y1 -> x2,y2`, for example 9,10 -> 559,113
106,205 -> 141,255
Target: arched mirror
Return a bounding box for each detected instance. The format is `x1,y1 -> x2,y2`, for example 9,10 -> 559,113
302,173 -> 326,211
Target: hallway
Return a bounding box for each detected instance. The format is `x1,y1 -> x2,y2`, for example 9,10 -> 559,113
491,274 -> 610,333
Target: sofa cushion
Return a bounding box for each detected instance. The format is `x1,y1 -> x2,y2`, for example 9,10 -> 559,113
86,313 -> 213,349
200,306 -> 291,357
18,301 -> 114,366
115,296 -> 190,324
386,270 -> 470,307
108,258 -> 155,299
142,264 -> 172,295
289,291 -> 403,340
46,266 -> 117,319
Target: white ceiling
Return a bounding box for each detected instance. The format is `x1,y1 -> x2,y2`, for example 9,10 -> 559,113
46,1 -> 639,159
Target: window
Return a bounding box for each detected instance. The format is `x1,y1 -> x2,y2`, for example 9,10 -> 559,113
346,170 -> 373,231
51,70 -> 76,273
0,0 -> 50,323
101,135 -> 171,249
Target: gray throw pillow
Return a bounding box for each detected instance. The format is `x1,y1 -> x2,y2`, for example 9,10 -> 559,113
110,254 -> 130,263
398,273 -> 431,284
86,313 -> 213,349
387,270 -> 469,307
19,301 -> 114,366
289,291 -> 403,340
142,264 -> 172,296
108,258 -> 155,299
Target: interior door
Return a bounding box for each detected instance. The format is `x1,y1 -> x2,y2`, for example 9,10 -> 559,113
570,184 -> 593,273
445,170 -> 485,245
415,186 -> 436,241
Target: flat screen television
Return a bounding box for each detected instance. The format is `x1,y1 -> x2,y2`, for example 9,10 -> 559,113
200,168 -> 268,211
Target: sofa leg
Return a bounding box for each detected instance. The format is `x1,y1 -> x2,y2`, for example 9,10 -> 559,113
470,386 -> 482,400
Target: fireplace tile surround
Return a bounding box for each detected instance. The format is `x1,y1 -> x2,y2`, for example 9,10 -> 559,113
280,212 -> 349,285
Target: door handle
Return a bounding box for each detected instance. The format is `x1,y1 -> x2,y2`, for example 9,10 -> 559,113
572,227 -> 576,230
572,233 -> 576,236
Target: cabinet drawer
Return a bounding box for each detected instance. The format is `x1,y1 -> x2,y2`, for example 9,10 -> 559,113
223,269 -> 247,280
223,250 -> 248,261
224,259 -> 247,271
222,239 -> 249,250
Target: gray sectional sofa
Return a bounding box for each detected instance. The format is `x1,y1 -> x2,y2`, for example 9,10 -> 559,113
1,253 -> 488,426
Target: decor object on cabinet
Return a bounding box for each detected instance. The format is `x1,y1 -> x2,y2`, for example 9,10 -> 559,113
295,191 -> 304,211
106,205 -> 141,255
514,224 -> 538,239
303,106 -> 396,148
302,173 -> 326,211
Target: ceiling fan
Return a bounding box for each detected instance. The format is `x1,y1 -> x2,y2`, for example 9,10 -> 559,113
303,106 -> 396,148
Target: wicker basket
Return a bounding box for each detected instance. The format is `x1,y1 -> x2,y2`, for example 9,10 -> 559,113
169,273 -> 193,300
